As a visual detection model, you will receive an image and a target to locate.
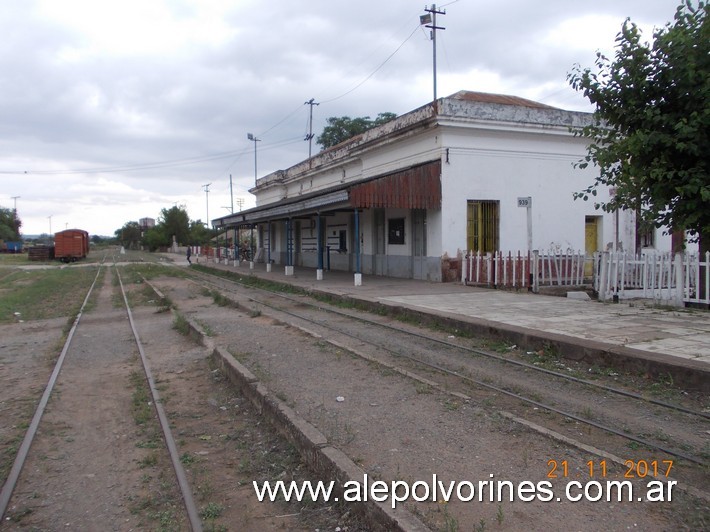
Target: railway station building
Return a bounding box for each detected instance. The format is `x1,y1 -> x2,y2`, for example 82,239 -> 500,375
212,91 -> 678,283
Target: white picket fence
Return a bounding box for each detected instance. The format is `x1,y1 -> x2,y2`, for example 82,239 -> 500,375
596,251 -> 710,305
462,250 -> 589,292
462,249 -> 710,306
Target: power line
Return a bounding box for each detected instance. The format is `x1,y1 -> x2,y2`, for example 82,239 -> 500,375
0,149 -> 250,176
320,22 -> 422,104
256,102 -> 307,138
1,11 -> 428,179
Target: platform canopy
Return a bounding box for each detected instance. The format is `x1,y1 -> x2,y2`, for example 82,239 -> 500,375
213,160 -> 441,228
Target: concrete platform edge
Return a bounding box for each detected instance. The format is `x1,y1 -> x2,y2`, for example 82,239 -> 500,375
302,288 -> 710,394
208,345 -> 430,532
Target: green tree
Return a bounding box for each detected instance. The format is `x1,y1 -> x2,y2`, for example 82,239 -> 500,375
567,1 -> 709,246
142,226 -> 168,251
188,220 -> 215,245
115,221 -> 142,249
158,206 -> 190,246
316,112 -> 397,149
0,207 -> 21,240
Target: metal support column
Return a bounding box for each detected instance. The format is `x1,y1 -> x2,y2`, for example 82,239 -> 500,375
285,219 -> 294,275
249,225 -> 255,269
316,214 -> 323,280
232,227 -> 237,265
354,209 -> 362,286
266,220 -> 272,272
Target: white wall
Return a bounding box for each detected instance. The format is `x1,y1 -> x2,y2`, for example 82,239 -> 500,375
440,126 -> 605,255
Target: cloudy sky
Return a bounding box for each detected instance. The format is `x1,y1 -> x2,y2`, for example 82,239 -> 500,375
1,0 -> 681,236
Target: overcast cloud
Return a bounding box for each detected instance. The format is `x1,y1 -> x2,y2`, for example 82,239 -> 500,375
0,0 -> 681,236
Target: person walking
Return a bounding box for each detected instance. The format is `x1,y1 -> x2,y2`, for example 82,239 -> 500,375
186,246 -> 192,265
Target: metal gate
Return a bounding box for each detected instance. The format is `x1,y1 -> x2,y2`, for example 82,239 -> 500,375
467,200 -> 499,253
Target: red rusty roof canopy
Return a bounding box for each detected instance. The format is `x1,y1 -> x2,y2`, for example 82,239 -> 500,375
349,160 -> 441,209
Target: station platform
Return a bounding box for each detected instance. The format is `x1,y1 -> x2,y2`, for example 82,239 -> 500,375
178,256 -> 710,390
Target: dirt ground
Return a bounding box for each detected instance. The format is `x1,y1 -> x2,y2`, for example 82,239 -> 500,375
1,266 -> 362,531
148,273 -> 708,531
1,263 -> 707,530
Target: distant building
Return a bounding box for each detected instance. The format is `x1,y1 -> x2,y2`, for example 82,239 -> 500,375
139,217 -> 156,231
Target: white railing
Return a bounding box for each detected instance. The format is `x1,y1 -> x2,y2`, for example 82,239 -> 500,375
686,251 -> 710,305
462,250 -> 590,292
596,251 -> 709,306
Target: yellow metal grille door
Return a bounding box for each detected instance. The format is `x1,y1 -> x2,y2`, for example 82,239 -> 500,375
467,200 -> 499,253
584,216 -> 600,276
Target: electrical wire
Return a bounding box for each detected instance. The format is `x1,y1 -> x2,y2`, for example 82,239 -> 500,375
319,22 -> 422,104
1,10 -> 430,177
256,102 -> 307,139
0,149 -> 250,176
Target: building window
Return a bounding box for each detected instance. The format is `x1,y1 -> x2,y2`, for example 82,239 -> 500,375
388,218 -> 405,245
466,200 -> 499,252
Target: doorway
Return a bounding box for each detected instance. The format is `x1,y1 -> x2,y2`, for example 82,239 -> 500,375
585,216 -> 601,276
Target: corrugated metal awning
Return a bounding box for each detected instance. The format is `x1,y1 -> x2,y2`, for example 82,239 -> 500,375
213,160 -> 442,227
349,160 -> 441,209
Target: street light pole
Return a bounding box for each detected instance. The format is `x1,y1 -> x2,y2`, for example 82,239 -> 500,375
202,183 -> 211,227
247,133 -> 261,187
421,5 -> 446,102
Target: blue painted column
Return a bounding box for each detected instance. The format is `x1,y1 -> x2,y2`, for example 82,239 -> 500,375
249,225 -> 255,269
285,218 -> 294,275
316,214 -> 323,280
266,220 -> 272,272
354,209 -> 362,286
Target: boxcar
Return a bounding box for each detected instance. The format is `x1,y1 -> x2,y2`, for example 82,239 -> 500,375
54,229 -> 89,262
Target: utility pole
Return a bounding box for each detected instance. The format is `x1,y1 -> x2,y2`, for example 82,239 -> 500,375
236,198 -> 245,212
304,98 -> 320,159
48,215 -> 53,237
229,174 -> 234,214
202,183 -> 211,227
421,4 -> 446,102
247,133 -> 261,187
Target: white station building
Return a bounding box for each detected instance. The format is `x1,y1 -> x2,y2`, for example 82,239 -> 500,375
213,91 -> 679,283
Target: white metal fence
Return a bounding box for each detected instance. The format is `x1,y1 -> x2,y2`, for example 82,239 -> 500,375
596,251 -> 710,306
462,250 -> 589,292
462,249 -> 709,306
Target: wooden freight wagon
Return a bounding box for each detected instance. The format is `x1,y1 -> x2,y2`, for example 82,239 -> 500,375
54,229 -> 89,262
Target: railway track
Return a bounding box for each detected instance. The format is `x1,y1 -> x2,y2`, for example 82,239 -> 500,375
0,259 -> 202,530
188,265 -> 709,495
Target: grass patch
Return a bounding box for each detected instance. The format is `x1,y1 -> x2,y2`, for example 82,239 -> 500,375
138,452 -> 158,468
200,502 -> 224,520
180,452 -> 195,465
192,264 -> 303,295
0,266 -> 99,322
0,254 -> 34,267
172,314 -> 191,336
129,371 -> 154,426
210,290 -> 239,308
123,262 -> 187,282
